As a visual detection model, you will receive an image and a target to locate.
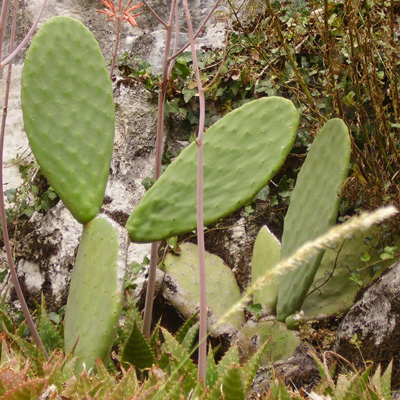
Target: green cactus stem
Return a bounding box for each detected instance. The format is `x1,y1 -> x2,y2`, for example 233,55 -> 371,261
21,16 -> 114,223
126,97 -> 298,242
64,216 -> 128,371
251,225 -> 281,314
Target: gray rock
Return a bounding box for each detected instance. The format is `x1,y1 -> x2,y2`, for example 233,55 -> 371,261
334,259 -> 400,389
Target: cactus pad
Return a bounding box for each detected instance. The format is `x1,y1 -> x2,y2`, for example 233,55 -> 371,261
64,216 -> 128,371
251,225 -> 281,314
21,16 -> 114,223
236,320 -> 300,365
162,243 -> 244,335
276,119 -> 350,321
127,97 -> 298,242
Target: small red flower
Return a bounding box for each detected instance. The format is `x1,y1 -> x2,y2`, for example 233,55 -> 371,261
95,0 -> 143,28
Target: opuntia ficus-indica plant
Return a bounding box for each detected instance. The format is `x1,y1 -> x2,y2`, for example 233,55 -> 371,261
18,3 -> 300,374
1,0 -> 399,390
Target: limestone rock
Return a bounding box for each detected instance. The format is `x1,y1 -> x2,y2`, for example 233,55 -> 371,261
334,259 -> 400,388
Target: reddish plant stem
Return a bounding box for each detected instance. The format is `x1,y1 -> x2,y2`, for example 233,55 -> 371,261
0,0 -> 11,63
0,0 -> 47,357
169,0 -> 221,61
142,0 -> 167,27
109,19 -> 122,79
142,0 -> 177,340
183,0 -> 207,383
166,3 -> 179,78
1,0 -> 48,68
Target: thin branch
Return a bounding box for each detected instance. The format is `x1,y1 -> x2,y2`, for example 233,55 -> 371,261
306,240 -> 345,297
142,0 -> 167,27
203,27 -> 229,91
154,1 -> 177,180
183,0 -> 207,383
110,19 -> 122,79
142,0 -> 178,340
0,0 -> 48,357
169,0 -> 221,61
1,0 -> 48,68
166,1 -> 180,78
0,0 -> 11,63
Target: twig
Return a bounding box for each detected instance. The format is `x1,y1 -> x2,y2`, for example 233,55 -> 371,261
142,0 -> 177,340
169,0 -> 221,61
0,0 -> 11,63
110,19 -> 121,79
1,0 -> 49,68
166,3 -> 179,78
142,0 -> 167,27
264,0 -> 325,122
183,0 -> 207,383
203,26 -> 229,91
0,0 -> 48,358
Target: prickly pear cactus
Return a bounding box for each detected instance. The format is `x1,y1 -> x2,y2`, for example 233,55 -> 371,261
21,16 -> 114,223
162,243 -> 245,336
64,216 -> 128,371
127,97 -> 299,242
276,119 -> 351,321
251,226 -> 281,314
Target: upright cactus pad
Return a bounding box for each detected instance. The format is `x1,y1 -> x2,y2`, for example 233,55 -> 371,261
251,226 -> 281,314
162,243 -> 245,335
21,16 -> 115,223
276,119 -> 350,321
64,216 -> 128,371
127,97 -> 298,242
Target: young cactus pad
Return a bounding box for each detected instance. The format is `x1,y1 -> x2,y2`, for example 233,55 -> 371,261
236,320 -> 300,365
276,119 -> 350,321
162,243 -> 245,336
21,16 -> 115,223
126,97 -> 298,242
251,226 -> 281,314
64,216 -> 128,371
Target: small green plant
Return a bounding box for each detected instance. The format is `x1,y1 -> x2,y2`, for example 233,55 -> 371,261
2,163 -> 57,234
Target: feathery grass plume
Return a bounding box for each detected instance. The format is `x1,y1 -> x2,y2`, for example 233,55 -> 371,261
215,206 -> 398,328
